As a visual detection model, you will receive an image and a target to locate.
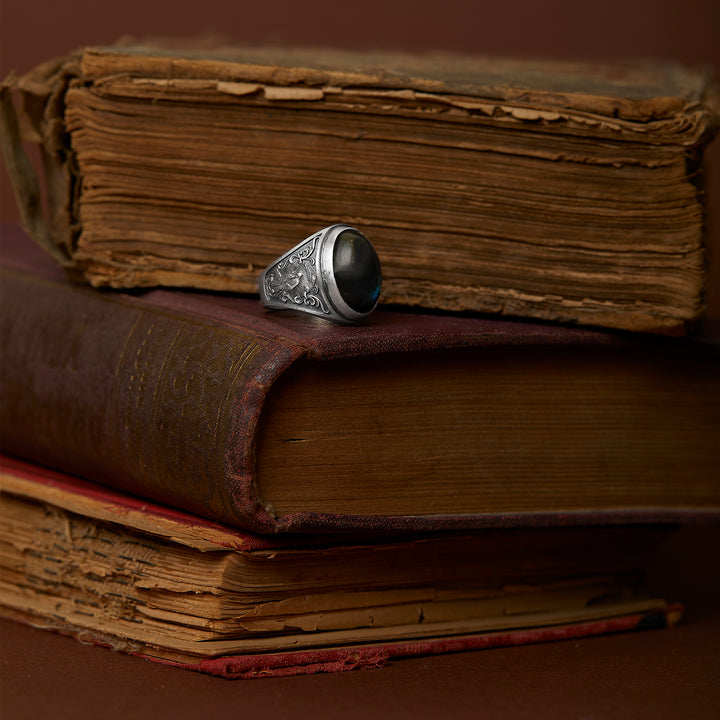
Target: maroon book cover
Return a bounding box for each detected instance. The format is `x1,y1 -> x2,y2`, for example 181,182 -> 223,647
2,225 -> 719,534
165,611 -> 683,679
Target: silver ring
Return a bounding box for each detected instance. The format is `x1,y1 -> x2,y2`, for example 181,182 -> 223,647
258,224 -> 382,323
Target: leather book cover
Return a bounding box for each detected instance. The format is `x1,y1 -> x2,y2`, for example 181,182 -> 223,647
2,225 -> 719,534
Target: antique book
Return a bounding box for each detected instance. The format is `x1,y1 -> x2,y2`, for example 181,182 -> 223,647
0,456 -> 685,678
1,226 -> 719,534
2,44 -> 718,333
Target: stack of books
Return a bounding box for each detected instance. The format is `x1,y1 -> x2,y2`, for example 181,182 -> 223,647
1,44 -> 719,678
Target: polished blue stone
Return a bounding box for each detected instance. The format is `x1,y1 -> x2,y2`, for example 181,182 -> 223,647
332,229 -> 382,314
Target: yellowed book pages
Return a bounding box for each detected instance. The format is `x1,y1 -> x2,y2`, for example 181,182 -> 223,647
2,44 -> 718,332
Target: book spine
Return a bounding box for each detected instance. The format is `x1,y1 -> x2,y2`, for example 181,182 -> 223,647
0,260 -> 296,532
1,61 -> 78,263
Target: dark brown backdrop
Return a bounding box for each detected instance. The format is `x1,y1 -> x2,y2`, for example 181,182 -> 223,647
2,0 -> 719,315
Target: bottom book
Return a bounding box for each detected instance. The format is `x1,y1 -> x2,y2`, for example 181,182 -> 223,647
0,456 -> 684,679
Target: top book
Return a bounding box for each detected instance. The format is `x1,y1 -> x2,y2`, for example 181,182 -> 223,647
2,44 -> 719,332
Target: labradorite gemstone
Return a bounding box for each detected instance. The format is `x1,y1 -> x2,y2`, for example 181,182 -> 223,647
332,229 -> 382,314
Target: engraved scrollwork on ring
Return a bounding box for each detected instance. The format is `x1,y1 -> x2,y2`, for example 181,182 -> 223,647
263,236 -> 330,314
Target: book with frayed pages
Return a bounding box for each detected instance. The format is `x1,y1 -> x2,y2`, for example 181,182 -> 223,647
2,44 -> 718,332
0,456 -> 686,678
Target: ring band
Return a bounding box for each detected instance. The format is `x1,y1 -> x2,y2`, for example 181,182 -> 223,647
258,224 -> 382,323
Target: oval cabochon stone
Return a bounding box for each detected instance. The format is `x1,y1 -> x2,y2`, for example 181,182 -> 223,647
332,229 -> 382,314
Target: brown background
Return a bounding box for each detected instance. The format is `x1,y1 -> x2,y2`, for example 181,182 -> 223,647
1,4 -> 720,714
1,0 -> 720,318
